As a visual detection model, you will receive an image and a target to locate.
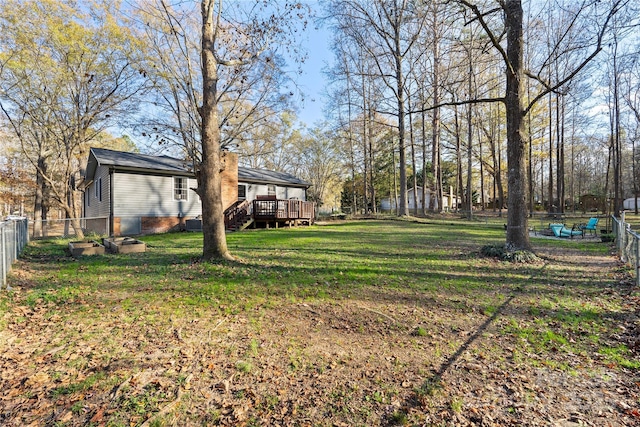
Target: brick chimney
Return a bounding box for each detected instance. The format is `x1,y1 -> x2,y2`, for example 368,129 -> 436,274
220,151 -> 238,210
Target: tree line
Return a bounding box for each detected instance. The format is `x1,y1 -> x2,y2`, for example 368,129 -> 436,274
323,0 -> 638,250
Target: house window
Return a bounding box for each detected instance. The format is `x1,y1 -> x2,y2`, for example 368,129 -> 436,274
238,184 -> 246,200
267,184 -> 276,197
174,177 -> 188,200
95,178 -> 102,202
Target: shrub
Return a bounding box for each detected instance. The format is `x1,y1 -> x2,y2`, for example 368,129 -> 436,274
481,244 -> 539,263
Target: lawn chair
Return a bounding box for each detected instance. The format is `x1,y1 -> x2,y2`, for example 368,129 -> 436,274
549,223 -> 584,239
580,217 -> 599,236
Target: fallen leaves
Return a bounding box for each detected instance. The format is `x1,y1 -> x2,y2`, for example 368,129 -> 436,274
2,243 -> 640,426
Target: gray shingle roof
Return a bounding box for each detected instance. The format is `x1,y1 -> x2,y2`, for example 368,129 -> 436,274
87,147 -> 189,176
86,147 -> 309,188
238,166 -> 309,187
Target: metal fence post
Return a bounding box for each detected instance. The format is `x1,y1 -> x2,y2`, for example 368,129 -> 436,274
12,220 -> 17,260
636,235 -> 640,287
616,216 -> 623,257
1,225 -> 6,290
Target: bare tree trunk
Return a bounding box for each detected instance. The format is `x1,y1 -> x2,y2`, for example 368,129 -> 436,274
466,104 -> 473,219
368,92 -> 376,214
465,33 -> 474,219
613,34 -> 622,217
362,73 -> 369,214
496,120 -> 505,217
396,54 -> 408,216
345,63 -> 357,214
430,101 -> 442,212
430,29 -> 442,213
421,107 -> 428,215
382,5 -> 408,216
570,108 -> 576,212
393,141 -> 399,215
504,0 -> 530,251
633,136 -> 638,214
479,124 -> 485,211
555,92 -> 565,213
408,92 -> 418,215
454,106 -> 466,211
539,136 -> 544,216
200,0 -> 232,261
33,157 -> 46,238
605,135 -> 612,217
527,90 -> 534,217
548,93 -> 554,214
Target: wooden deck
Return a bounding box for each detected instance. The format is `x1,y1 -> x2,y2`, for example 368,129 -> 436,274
253,199 -> 315,227
224,198 -> 315,231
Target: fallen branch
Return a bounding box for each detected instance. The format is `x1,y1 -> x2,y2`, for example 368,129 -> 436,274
140,389 -> 184,427
207,318 -> 226,341
357,305 -> 399,325
110,375 -> 133,401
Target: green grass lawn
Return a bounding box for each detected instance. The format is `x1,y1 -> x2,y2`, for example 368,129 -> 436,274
18,219 -> 512,313
1,219 -> 638,426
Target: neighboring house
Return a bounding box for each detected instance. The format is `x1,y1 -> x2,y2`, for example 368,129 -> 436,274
380,186 -> 459,212
83,147 -> 310,236
579,194 -> 605,213
623,197 -> 640,211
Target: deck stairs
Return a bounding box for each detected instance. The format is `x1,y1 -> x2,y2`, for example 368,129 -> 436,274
224,200 -> 253,232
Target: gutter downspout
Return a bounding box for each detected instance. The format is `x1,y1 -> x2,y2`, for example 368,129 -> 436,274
109,167 -> 114,236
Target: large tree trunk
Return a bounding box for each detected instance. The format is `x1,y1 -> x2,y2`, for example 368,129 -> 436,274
200,0 -> 232,261
64,174 -> 85,240
505,0 -> 530,251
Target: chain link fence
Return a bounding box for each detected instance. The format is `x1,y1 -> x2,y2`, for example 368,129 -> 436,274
612,213 -> 640,286
1,219 -> 29,290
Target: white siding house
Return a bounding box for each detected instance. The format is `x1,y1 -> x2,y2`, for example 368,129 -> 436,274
237,167 -> 307,202
83,148 -> 310,236
380,187 -> 460,212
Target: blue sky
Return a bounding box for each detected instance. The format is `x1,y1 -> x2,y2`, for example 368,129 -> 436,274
292,21 -> 333,127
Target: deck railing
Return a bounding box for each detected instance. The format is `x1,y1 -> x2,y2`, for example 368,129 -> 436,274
253,199 -> 315,222
224,199 -> 253,230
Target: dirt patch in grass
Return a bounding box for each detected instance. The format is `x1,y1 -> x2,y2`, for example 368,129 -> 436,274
1,225 -> 640,426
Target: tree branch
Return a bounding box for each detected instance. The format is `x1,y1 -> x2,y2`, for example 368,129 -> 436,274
457,0 -> 512,76
410,96 -> 505,114
524,0 -> 625,115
